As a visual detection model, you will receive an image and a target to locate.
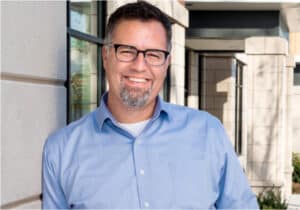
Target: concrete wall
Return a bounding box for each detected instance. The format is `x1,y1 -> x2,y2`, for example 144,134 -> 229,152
245,37 -> 291,197
1,1 -> 67,208
289,32 -> 300,154
169,23 -> 186,105
187,51 -> 199,109
289,32 -> 300,56
293,87 -> 300,153
285,55 -> 295,198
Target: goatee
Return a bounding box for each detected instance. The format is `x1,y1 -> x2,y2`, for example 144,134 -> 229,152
120,84 -> 151,109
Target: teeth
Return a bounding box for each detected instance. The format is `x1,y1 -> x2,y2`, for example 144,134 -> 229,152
128,77 -> 147,83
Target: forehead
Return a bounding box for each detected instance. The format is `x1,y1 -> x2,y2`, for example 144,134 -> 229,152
111,19 -> 168,49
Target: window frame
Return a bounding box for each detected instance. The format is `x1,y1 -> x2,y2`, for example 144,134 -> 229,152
294,62 -> 300,86
66,0 -> 106,123
163,67 -> 171,102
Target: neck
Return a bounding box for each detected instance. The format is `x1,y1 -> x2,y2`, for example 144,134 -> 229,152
107,93 -> 156,123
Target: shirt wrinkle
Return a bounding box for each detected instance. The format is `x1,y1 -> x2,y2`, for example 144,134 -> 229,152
42,92 -> 259,209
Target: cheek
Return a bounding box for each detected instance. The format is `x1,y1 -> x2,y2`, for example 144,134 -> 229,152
159,69 -> 167,82
153,71 -> 167,89
106,62 -> 126,86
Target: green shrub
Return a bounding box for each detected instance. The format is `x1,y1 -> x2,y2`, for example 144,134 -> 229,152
293,153 -> 300,183
257,188 -> 287,209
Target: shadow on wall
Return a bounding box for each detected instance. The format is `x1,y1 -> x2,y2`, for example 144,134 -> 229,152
201,56 -> 235,140
201,55 -> 282,190
249,57 -> 280,186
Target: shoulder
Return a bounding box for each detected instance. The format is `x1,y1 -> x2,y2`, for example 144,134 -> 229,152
163,102 -> 229,148
43,111 -> 97,154
164,102 -> 221,127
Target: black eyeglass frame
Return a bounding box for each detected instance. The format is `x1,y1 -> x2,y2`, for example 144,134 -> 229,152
108,43 -> 170,66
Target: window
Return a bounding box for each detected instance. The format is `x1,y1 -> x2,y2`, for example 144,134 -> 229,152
159,67 -> 170,101
234,60 -> 244,155
295,63 -> 300,86
157,47 -> 171,101
184,50 -> 189,106
67,0 -> 106,122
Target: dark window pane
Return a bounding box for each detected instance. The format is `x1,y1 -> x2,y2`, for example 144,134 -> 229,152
70,37 -> 98,121
294,63 -> 300,86
70,0 -> 97,36
159,67 -> 170,101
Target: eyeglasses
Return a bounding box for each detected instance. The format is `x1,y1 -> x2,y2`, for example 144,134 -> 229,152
108,43 -> 169,66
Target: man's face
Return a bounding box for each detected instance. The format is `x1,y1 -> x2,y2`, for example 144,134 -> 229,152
102,19 -> 170,109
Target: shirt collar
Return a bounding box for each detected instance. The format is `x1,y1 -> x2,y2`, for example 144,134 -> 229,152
94,92 -> 171,131
152,94 -> 170,121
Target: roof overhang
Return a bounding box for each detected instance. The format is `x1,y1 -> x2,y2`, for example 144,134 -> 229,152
185,1 -> 300,32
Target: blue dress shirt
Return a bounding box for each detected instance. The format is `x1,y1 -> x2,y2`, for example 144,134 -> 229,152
42,93 -> 259,209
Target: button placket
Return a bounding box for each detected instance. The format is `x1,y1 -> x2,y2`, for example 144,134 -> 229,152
144,201 -> 150,208
139,169 -> 145,175
133,138 -> 151,209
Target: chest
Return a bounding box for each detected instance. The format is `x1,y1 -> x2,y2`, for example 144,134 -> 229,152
60,140 -> 221,209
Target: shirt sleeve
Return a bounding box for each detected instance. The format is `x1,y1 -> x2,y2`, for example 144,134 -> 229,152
42,133 -> 69,209
215,122 -> 259,209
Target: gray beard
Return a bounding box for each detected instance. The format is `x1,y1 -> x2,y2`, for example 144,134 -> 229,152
120,84 -> 151,109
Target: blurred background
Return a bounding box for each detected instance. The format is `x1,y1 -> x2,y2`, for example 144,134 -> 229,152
1,0 -> 300,208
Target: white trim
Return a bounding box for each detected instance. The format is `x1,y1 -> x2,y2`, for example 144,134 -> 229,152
294,55 -> 300,62
294,86 -> 300,93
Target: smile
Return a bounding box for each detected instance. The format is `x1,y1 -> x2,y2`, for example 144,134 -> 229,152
127,77 -> 148,83
123,76 -> 152,88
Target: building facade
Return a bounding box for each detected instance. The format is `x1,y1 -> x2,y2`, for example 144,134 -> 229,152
1,0 -> 299,208
185,1 -> 300,199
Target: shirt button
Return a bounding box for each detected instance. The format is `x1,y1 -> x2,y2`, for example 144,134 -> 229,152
144,202 -> 150,208
139,169 -> 145,175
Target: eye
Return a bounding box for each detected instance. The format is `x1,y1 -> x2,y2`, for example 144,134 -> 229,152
118,46 -> 136,56
147,51 -> 163,60
119,48 -> 135,55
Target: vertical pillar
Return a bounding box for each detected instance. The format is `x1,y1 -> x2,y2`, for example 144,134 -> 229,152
169,23 -> 185,105
283,55 -> 295,198
245,37 -> 288,196
187,50 -> 199,109
1,1 -> 67,208
242,62 -> 249,170
106,0 -> 137,18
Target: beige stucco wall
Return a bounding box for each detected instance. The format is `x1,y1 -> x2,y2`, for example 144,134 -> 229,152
1,1 -> 67,208
292,87 -> 300,153
187,51 -> 199,109
289,32 -> 300,154
285,55 -> 295,199
169,23 -> 186,105
289,32 -> 300,55
245,37 -> 292,198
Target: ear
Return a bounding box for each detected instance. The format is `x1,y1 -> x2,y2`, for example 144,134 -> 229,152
102,46 -> 108,71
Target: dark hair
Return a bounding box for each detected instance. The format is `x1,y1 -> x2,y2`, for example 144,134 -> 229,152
105,1 -> 172,50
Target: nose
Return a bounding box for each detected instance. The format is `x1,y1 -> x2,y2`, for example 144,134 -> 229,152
132,51 -> 147,71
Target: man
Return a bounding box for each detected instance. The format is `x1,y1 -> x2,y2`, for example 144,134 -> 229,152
43,1 -> 259,209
